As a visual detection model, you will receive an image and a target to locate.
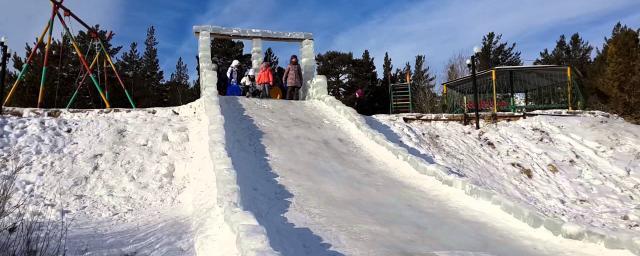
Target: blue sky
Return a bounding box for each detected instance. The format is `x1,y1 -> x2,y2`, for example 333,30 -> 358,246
2,0 -> 639,86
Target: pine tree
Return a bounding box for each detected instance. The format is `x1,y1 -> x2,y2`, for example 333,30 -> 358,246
119,42 -> 144,106
372,52 -> 392,114
477,32 -> 522,71
264,47 -> 279,69
168,57 -> 189,105
535,35 -> 569,66
535,33 -> 592,75
351,50 -> 378,114
382,52 -> 393,85
590,23 -> 640,122
351,50 -> 377,91
140,26 -> 167,106
142,26 -> 164,88
412,55 -> 437,113
316,51 -> 354,101
170,57 -> 189,86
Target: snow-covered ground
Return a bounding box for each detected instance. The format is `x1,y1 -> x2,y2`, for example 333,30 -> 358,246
2,92 -> 636,255
0,102 -> 237,255
368,112 -> 640,235
220,97 -> 632,256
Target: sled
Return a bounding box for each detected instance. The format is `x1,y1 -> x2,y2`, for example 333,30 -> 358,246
226,83 -> 243,96
270,86 -> 283,99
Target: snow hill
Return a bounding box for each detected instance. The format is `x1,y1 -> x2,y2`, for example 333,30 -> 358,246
1,81 -> 639,255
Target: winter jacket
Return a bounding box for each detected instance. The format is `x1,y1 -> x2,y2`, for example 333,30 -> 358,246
227,67 -> 239,83
241,76 -> 255,87
256,65 -> 274,85
283,64 -> 303,87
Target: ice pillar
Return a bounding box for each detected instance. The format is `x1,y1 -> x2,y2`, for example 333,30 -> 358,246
251,39 -> 263,74
299,39 -> 315,100
198,32 -> 218,96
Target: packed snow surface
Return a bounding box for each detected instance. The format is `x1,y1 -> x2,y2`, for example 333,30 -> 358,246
220,97 -> 631,256
369,112 -> 640,235
0,103 -> 237,255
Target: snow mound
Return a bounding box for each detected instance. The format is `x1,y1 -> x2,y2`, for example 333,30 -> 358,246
370,113 -> 640,234
0,101 -> 237,255
305,77 -> 639,254
368,112 -> 640,253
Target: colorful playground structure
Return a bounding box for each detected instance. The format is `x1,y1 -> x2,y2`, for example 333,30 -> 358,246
2,0 -> 135,110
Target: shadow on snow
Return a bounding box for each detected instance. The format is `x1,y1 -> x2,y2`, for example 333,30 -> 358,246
363,116 -> 436,164
221,97 -> 343,256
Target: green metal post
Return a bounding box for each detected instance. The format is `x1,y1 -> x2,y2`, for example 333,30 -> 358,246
38,9 -> 57,108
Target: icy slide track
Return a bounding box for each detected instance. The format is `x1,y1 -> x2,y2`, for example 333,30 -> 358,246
196,33 -> 635,255
214,95 -> 635,256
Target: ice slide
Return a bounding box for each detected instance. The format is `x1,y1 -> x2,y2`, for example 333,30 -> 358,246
217,96 -> 630,256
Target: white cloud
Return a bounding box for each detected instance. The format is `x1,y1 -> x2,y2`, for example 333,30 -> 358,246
330,0 -> 640,83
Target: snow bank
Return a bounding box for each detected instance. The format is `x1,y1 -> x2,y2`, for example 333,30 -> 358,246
305,76 -> 640,254
0,99 -> 239,254
198,32 -> 279,256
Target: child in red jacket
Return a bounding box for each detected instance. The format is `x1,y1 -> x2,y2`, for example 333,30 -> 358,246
256,62 -> 274,99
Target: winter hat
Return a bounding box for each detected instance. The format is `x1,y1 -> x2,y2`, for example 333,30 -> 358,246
248,69 -> 255,76
231,60 -> 240,67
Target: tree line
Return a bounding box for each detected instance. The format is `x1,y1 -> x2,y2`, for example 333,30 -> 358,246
3,26 -> 198,109
316,22 -> 640,123
3,23 -> 638,123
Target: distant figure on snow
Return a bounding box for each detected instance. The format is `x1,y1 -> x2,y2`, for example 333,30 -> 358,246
283,55 -> 303,101
256,62 -> 274,99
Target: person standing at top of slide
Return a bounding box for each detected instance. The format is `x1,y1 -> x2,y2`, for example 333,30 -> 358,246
283,55 -> 303,101
227,60 -> 241,84
256,62 -> 274,99
226,60 -> 243,96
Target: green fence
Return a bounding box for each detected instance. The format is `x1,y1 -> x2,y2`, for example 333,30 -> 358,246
442,66 -> 584,114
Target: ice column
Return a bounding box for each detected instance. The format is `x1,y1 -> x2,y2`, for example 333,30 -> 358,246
251,39 -> 263,74
198,32 -> 218,97
299,39 -> 315,100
